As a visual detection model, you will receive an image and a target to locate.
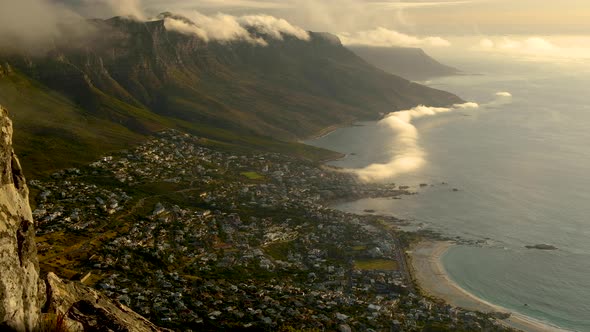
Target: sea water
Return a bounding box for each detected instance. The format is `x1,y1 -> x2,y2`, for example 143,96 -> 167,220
307,58 -> 590,331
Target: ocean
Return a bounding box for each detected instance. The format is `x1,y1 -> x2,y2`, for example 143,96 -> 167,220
307,58 -> 590,331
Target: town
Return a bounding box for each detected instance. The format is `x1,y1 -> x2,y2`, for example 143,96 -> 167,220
31,130 -> 513,331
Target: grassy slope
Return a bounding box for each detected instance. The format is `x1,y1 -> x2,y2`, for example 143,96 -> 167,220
0,70 -> 339,178
0,71 -> 147,178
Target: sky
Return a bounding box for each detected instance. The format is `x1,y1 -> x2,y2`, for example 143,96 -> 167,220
141,0 -> 590,35
43,0 -> 590,35
2,0 -> 590,60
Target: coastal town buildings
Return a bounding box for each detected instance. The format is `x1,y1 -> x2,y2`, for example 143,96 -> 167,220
33,130 -> 513,331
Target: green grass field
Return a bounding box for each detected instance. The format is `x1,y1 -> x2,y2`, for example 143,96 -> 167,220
0,70 -> 340,179
353,259 -> 399,271
241,171 -> 265,180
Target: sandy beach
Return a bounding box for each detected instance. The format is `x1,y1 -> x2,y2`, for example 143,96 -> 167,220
408,241 -> 571,332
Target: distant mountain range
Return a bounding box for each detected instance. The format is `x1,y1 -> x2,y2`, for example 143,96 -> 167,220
0,16 -> 461,177
348,46 -> 460,81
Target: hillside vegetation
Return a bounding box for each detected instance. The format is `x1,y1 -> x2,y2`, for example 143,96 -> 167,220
0,17 -> 461,177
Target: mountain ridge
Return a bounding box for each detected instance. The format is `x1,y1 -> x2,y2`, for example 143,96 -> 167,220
0,15 -> 462,177
348,46 -> 460,81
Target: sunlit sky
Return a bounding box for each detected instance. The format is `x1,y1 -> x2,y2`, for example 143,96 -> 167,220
2,0 -> 588,61
50,0 -> 590,35
137,0 -> 590,35
137,0 -> 590,60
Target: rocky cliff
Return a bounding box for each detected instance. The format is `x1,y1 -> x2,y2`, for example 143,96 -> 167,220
348,46 -> 460,81
0,105 -> 42,331
43,273 -> 163,332
0,106 -> 163,331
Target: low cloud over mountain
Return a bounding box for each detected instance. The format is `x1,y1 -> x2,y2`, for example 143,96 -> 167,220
339,27 -> 450,48
159,12 -> 309,45
0,0 -> 311,52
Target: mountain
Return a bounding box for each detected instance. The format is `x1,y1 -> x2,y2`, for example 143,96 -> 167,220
348,46 -> 460,81
0,16 -> 461,177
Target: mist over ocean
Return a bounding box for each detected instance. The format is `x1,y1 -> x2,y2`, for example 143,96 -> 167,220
308,59 -> 590,331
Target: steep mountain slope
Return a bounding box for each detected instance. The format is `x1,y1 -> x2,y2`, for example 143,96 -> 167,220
0,67 -> 149,177
0,16 -> 461,177
348,46 -> 460,81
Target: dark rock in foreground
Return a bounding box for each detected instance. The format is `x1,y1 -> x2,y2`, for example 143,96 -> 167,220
44,273 -> 164,332
525,244 -> 558,250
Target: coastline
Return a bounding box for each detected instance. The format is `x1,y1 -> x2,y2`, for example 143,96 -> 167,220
300,121 -> 354,163
299,121 -> 354,142
306,117 -> 571,332
408,241 -> 570,332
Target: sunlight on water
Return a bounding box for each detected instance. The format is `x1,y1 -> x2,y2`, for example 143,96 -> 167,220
308,61 -> 590,331
354,103 -> 479,182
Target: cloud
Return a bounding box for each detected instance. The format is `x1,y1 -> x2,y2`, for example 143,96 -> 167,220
104,0 -> 146,19
162,12 -> 267,45
353,102 -> 478,182
238,15 -> 310,41
476,37 -> 560,55
0,0 -> 310,53
479,38 -> 494,48
50,0 -> 148,19
152,0 -> 292,10
425,36 -> 452,47
142,0 -> 380,34
339,27 -> 450,48
0,0 -> 152,53
0,0 -> 85,53
145,0 -> 482,11
161,11 -> 309,45
521,37 -> 555,51
473,36 -> 590,61
142,0 -> 487,33
161,15 -> 209,40
495,91 -> 512,97
373,0 -> 484,9
498,38 -> 521,50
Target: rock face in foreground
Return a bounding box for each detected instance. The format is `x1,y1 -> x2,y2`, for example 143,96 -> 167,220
45,273 -> 162,332
0,105 -> 42,331
0,106 -> 164,331
525,244 -> 558,250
